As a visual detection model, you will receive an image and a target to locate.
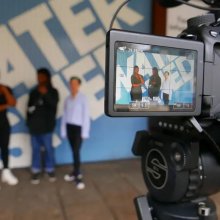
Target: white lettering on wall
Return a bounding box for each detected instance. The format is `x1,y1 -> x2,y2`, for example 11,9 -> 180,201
90,0 -> 143,30
9,3 -> 68,71
52,74 -> 69,118
9,134 -> 31,168
0,25 -> 35,88
11,94 -> 29,121
49,0 -> 105,55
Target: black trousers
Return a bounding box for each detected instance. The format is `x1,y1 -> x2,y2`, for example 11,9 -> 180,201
0,121 -> 10,168
130,87 -> 142,101
163,93 -> 169,105
67,124 -> 82,175
148,87 -> 160,99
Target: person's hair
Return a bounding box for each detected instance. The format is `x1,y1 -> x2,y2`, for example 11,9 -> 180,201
133,65 -> 139,74
164,71 -> 169,75
70,76 -> 82,85
37,68 -> 52,86
152,67 -> 158,72
152,67 -> 159,75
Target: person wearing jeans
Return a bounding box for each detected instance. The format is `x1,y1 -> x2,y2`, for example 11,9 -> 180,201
31,133 -> 54,174
61,76 -> 90,190
27,68 -> 59,184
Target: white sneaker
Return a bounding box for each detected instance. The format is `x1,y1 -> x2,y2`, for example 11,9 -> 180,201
2,169 -> 18,186
76,180 -> 85,190
64,173 -> 83,182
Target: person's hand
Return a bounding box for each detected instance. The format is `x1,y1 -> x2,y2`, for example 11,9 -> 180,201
0,85 -> 9,94
38,85 -> 48,94
0,85 -> 16,107
0,84 -> 4,92
151,81 -> 156,85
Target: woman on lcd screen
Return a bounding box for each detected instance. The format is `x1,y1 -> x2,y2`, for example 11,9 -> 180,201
130,65 -> 144,101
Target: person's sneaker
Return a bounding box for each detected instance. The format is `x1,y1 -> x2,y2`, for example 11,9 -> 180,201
64,172 -> 83,182
47,172 -> 56,182
31,173 -> 40,185
75,179 -> 85,190
1,169 -> 19,186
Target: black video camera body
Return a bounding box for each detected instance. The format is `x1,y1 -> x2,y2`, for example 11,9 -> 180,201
105,0 -> 220,217
105,9 -> 220,218
180,13 -> 220,119
105,13 -> 220,120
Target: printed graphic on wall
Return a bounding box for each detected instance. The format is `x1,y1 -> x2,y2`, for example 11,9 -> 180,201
0,0 -> 152,168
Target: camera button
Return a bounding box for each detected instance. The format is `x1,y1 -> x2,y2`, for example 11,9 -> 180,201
209,30 -> 218,38
174,124 -> 178,130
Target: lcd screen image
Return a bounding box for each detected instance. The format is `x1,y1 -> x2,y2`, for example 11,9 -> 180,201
114,42 -> 198,113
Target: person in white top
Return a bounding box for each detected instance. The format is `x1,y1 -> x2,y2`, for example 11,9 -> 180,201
61,76 -> 90,190
161,71 -> 172,105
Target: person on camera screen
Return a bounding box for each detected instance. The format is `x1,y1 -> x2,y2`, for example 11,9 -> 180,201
161,71 -> 173,105
130,65 -> 144,101
148,67 -> 161,99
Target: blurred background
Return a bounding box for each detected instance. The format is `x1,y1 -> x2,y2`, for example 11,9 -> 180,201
1,1 -> 219,220
0,0 -> 152,168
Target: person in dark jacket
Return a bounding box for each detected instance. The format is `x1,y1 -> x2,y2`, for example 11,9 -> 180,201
130,65 -> 144,101
148,67 -> 161,99
0,83 -> 18,185
27,68 -> 59,184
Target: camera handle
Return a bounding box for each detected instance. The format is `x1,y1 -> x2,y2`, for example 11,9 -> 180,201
190,117 -> 220,158
190,117 -> 203,133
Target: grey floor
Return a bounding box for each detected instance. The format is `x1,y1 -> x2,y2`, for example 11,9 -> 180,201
0,159 -> 220,220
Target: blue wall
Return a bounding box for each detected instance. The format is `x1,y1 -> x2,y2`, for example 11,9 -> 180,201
0,0 -> 152,167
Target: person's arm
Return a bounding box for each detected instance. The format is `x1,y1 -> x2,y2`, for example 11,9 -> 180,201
161,80 -> 164,91
27,89 -> 35,107
81,96 -> 90,139
169,78 -> 173,99
27,89 -> 39,116
0,86 -> 16,112
139,75 -> 144,85
0,103 -> 9,112
131,75 -> 144,87
0,85 -> 16,106
157,76 -> 161,88
60,98 -> 68,138
148,76 -> 153,87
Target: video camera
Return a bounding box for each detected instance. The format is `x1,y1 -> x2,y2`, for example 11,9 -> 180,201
105,0 -> 220,219
105,29 -> 204,117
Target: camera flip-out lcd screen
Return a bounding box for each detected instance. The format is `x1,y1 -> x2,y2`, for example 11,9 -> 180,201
105,30 -> 204,116
115,42 -> 197,112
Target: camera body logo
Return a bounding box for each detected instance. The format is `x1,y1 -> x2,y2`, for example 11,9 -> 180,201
146,149 -> 168,189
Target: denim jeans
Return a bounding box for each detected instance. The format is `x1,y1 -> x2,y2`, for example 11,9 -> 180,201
31,133 -> 55,173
